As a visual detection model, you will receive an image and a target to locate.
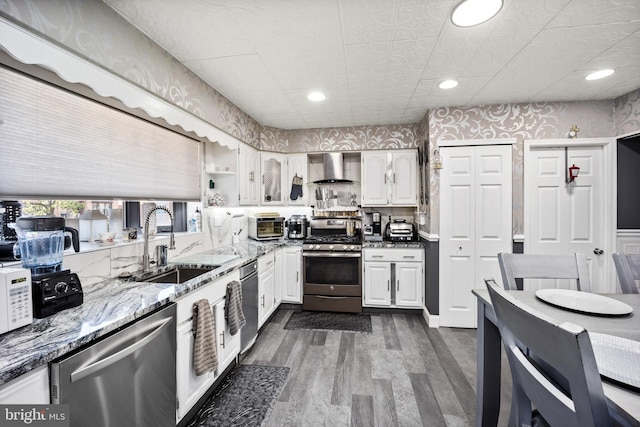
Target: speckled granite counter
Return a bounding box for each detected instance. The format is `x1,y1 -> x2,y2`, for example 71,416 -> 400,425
0,239 -> 293,386
362,241 -> 424,249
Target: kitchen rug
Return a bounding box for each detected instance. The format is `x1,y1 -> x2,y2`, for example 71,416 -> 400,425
185,364 -> 289,427
284,311 -> 372,333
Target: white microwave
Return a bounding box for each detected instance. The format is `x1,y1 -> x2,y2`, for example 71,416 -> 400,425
0,267 -> 33,335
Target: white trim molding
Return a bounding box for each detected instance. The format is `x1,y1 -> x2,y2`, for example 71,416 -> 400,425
418,231 -> 439,242
513,234 -> 525,243
0,17 -> 239,150
423,307 -> 439,328
438,138 -> 517,147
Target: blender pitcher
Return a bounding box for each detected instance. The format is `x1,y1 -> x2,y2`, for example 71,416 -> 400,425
13,216 -> 80,275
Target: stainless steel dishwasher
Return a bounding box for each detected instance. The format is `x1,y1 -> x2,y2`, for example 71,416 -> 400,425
240,260 -> 259,353
50,303 -> 176,427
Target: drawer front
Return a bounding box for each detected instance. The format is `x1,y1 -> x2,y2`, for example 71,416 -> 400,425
364,249 -> 423,262
258,252 -> 275,271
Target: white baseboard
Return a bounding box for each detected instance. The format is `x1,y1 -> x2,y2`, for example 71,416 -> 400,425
423,307 -> 439,328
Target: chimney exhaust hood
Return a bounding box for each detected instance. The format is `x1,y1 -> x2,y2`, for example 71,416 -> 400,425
314,153 -> 352,184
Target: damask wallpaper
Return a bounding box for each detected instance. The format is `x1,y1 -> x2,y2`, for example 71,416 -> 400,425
615,88 -> 640,136
427,100 -> 615,235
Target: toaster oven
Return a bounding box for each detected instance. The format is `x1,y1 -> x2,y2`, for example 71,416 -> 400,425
248,216 -> 285,240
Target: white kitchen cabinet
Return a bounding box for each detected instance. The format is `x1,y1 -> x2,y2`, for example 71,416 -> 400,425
361,150 -> 418,206
274,247 -> 283,306
363,248 -> 423,308
281,246 -> 302,303
286,153 -> 308,206
175,269 -> 240,422
258,252 -> 276,327
239,144 -> 260,206
205,140 -> 238,207
0,365 -> 49,404
261,152 -> 288,205
361,151 -> 388,205
390,151 -> 418,205
214,298 -> 241,372
363,261 -> 392,306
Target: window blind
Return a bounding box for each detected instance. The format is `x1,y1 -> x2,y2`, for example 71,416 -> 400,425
0,66 -> 201,201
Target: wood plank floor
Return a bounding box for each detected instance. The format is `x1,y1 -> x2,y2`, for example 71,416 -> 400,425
240,309 -> 513,426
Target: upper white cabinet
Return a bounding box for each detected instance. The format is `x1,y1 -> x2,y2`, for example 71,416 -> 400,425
390,150 -> 418,205
286,153 -> 308,206
261,152 -> 288,205
238,144 -> 260,206
205,141 -> 238,207
361,150 -> 418,206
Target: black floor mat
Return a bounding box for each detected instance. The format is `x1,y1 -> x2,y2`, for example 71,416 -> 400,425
283,310 -> 372,333
185,364 -> 289,427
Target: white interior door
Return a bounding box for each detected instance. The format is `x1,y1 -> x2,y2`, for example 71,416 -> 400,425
439,144 -> 512,328
525,144 -> 607,291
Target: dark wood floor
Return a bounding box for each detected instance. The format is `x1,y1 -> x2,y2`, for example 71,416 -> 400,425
240,309 -> 513,426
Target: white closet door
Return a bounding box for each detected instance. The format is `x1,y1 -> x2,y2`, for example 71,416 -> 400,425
439,144 -> 512,328
525,145 -> 605,291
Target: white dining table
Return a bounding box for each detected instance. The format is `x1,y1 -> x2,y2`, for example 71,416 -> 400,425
473,289 -> 640,427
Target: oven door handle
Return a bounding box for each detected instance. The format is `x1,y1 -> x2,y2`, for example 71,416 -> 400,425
302,252 -> 361,258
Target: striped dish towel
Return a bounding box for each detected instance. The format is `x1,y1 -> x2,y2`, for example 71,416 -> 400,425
192,299 -> 217,376
225,280 -> 246,336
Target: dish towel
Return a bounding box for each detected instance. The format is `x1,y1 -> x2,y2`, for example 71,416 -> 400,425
225,280 -> 246,336
192,299 -> 217,376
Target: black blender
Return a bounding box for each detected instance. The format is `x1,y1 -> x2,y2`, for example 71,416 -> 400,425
13,216 -> 83,318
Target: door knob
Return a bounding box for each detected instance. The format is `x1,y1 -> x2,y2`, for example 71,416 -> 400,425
593,248 -> 604,255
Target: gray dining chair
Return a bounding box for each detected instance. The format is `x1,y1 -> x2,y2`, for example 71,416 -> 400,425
498,252 -> 592,292
484,279 -> 612,427
612,253 -> 640,294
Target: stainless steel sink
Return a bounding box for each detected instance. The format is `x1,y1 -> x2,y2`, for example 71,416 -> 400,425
140,266 -> 217,284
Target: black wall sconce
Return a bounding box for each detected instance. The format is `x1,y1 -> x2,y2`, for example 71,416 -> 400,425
565,147 -> 580,183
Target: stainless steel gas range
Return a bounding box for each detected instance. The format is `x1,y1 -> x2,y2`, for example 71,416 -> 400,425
302,217 -> 362,313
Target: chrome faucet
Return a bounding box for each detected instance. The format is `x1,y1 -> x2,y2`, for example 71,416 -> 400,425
143,206 -> 175,272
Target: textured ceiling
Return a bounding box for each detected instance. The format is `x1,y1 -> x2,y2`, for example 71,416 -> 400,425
103,0 -> 640,130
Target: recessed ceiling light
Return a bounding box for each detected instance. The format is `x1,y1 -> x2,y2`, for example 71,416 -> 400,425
585,69 -> 615,81
307,91 -> 327,102
439,80 -> 459,89
451,0 -> 503,27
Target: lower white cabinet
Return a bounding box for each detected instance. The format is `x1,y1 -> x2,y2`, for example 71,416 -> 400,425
281,247 -> 302,303
363,248 -> 424,308
258,252 -> 276,328
0,365 -> 49,404
175,270 -> 240,422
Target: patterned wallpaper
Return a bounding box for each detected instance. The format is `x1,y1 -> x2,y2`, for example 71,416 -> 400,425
261,124 -> 419,153
2,0 -> 640,240
615,88 -> 640,136
427,100 -> 615,235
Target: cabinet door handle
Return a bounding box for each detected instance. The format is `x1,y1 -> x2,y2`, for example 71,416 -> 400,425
403,255 -> 416,259
372,255 -> 384,258
387,280 -> 390,291
261,295 -> 265,307
384,174 -> 387,184
296,271 -> 299,283
397,280 -> 400,291
393,173 -> 396,184
220,331 -> 225,349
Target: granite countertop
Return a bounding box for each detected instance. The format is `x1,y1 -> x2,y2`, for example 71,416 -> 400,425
0,239 -> 291,386
362,241 -> 424,249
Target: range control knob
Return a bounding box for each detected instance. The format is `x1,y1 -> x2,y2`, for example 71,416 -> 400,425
315,245 -> 321,250
350,245 -> 355,250
343,245 -> 348,250
329,245 -> 334,250
55,281 -> 69,294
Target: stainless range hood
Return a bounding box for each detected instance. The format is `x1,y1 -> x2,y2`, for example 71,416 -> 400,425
314,153 -> 352,184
